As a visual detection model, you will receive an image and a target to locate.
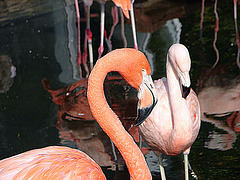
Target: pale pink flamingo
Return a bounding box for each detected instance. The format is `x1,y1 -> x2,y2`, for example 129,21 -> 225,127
0,48 -> 157,179
135,44 -> 201,180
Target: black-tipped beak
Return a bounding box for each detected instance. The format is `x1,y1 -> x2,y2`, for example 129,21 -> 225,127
135,82 -> 157,126
134,100 -> 157,126
135,69 -> 157,126
182,85 -> 190,99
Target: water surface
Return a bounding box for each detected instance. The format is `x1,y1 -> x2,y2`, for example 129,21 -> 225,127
0,0 -> 240,179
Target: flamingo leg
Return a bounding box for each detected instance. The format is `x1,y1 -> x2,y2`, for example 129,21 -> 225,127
82,29 -> 88,76
86,5 -> 93,72
98,1 -> 105,59
157,155 -> 166,180
104,30 -> 112,52
120,9 -> 127,48
233,0 -> 240,68
87,30 -> 93,71
130,3 -> 138,50
108,6 -> 119,50
184,154 -> 189,180
139,134 -> 143,149
110,140 -> 118,162
211,0 -> 219,69
74,0 -> 82,79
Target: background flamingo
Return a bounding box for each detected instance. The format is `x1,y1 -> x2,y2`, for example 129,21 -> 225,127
98,0 -> 139,58
136,44 -> 201,180
0,48 -> 157,179
74,0 -> 138,76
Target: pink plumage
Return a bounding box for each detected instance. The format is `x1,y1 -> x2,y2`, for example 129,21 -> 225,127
0,146 -> 106,180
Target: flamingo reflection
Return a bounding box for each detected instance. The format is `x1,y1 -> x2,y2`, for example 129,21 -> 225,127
198,1 -> 240,150
198,78 -> 240,150
0,48 -> 156,179
41,74 -> 151,172
200,0 -> 240,70
74,0 -> 139,78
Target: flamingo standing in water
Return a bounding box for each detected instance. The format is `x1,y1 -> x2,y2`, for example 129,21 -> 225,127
0,48 -> 157,179
75,0 -> 138,76
135,44 -> 201,180
98,0 -> 138,58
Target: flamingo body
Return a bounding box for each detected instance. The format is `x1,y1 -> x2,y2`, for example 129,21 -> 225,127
0,146 -> 105,179
139,78 -> 200,156
136,44 -> 201,180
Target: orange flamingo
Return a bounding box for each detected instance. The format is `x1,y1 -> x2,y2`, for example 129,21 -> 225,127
135,44 -> 201,180
0,48 -> 157,179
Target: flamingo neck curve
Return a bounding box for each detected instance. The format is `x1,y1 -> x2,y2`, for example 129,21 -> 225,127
166,56 -> 192,141
87,50 -> 152,180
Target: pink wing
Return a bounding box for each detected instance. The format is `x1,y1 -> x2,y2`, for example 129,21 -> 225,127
186,89 -> 201,143
0,146 -> 106,179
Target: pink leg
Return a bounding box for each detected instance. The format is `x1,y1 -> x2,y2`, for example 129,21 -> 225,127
84,28 -> 93,77
211,0 -> 219,69
120,9 -> 127,48
233,0 -> 240,68
104,29 -> 112,52
83,1 -> 92,77
74,0 -> 82,79
82,29 -> 88,75
98,1 -> 105,59
108,6 -> 119,50
130,3 -> 138,50
233,0 -> 237,20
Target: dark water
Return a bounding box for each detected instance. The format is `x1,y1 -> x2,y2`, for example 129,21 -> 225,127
0,0 -> 240,179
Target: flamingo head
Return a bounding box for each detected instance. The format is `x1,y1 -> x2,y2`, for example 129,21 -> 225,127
134,69 -> 157,126
107,48 -> 157,126
168,44 -> 191,99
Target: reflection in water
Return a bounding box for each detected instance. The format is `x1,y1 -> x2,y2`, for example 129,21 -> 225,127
198,77 -> 240,150
42,75 -> 151,175
198,0 -> 240,151
75,0 -> 91,78
234,0 -> 240,68
212,0 -> 219,69
1,0 -> 240,179
42,78 -> 93,121
58,120 -> 117,169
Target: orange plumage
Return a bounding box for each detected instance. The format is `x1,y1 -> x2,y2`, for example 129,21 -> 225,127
0,146 -> 106,179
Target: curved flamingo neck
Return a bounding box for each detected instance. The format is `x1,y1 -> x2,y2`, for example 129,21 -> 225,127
166,58 -> 182,101
88,51 -> 152,180
166,57 -> 192,139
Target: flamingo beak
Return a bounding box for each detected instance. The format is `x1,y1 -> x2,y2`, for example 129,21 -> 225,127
135,70 -> 157,126
179,70 -> 191,99
182,85 -> 190,99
